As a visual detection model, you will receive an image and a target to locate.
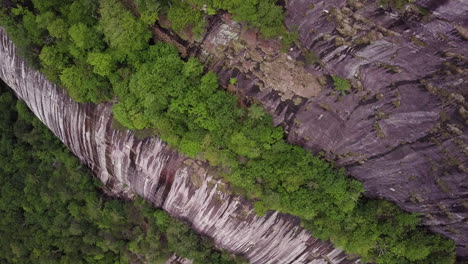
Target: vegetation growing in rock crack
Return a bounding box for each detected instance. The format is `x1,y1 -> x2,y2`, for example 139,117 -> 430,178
0,0 -> 455,263
332,75 -> 351,94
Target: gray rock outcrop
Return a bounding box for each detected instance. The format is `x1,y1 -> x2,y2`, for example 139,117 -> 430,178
195,0 -> 467,258
0,26 -> 358,264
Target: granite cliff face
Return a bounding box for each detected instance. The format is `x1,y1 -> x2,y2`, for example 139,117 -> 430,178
1,0 -> 467,260
191,0 -> 467,258
0,27 -> 359,264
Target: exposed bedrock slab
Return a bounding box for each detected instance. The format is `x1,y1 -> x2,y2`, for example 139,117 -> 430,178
197,0 -> 467,258
0,27 -> 359,264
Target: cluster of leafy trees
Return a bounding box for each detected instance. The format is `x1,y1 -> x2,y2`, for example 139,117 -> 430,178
133,0 -> 294,43
0,0 -> 455,263
0,81 -> 248,264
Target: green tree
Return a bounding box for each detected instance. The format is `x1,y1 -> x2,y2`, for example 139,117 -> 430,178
167,1 -> 205,38
60,64 -> 111,102
87,52 -> 115,77
68,23 -> 103,51
39,45 -> 68,69
47,18 -> 69,39
332,75 -> 351,94
98,0 -> 151,53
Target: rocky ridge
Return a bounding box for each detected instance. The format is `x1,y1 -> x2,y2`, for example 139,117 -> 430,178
191,0 -> 467,258
0,26 -> 358,264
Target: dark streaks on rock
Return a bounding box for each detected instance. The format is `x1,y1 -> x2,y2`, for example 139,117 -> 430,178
0,27 -> 359,264
193,0 -> 467,258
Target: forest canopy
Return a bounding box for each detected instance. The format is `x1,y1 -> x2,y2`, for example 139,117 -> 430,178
0,81 -> 247,264
0,0 -> 456,263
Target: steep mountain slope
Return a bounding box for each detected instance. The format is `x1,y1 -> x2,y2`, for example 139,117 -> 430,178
0,27 -> 357,264
193,0 -> 467,258
1,0 -> 466,261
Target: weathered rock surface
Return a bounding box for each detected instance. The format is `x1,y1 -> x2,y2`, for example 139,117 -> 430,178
0,27 -> 359,264
1,0 -> 467,259
196,0 -> 467,259
199,17 -> 321,100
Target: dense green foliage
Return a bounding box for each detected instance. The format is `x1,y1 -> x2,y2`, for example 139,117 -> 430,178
133,0 -> 294,43
0,82 -> 247,264
0,0 -> 455,263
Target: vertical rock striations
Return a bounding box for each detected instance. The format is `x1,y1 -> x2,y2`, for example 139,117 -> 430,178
0,27 -> 359,264
286,1 -> 467,258
195,0 -> 467,258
